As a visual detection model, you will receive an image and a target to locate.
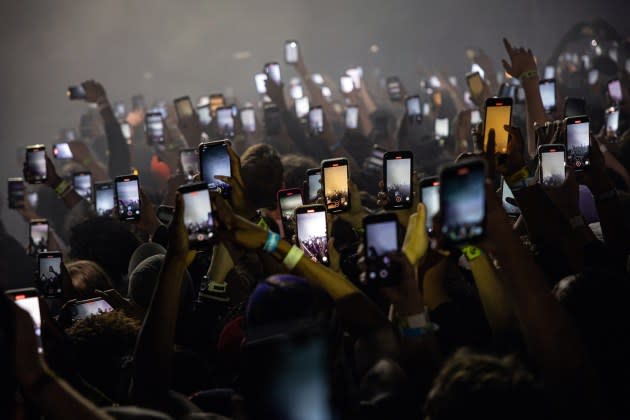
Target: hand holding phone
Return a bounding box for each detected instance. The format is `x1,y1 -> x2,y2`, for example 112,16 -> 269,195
305,168 -> 321,204
383,151 -> 413,210
37,251 -> 63,298
564,116 -> 590,171
537,144 -> 566,187
405,96 -> 422,124
94,181 -> 115,216
363,214 -> 401,286
179,182 -> 214,248
199,140 -> 232,197
264,62 -> 281,85
278,188 -> 303,240
420,177 -> 440,233
8,177 -> 25,209
29,219 -> 49,255
295,205 -> 329,265
25,145 -> 47,184
483,97 -> 513,154
322,158 -> 350,213
284,40 -> 299,64
145,113 -> 165,145
309,107 -> 324,135
114,175 -> 141,221
5,288 -> 44,353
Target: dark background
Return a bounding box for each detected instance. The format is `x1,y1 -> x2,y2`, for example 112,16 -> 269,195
1,0 -> 628,242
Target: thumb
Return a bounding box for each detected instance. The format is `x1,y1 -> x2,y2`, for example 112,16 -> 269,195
414,203 -> 426,235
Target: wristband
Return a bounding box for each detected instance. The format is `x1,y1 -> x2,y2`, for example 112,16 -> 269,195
82,157 -> 93,167
518,70 -> 538,82
262,230 -> 281,253
460,245 -> 483,261
255,215 -> 269,230
282,245 -> 304,270
60,185 -> 75,199
54,179 -> 70,196
506,167 -> 529,185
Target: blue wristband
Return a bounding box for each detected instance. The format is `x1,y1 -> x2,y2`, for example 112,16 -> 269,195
262,230 -> 281,253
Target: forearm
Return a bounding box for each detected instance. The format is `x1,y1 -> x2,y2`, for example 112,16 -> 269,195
99,100 -> 132,177
356,89 -> 375,135
418,252 -> 449,311
522,76 -> 547,157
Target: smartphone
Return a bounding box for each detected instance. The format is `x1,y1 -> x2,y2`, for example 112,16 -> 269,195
25,144 -> 47,184
383,151 -> 413,210
420,176 -> 440,233
114,174 -> 141,221
345,106 -> 359,130
539,79 -> 557,113
564,97 -> 586,118
365,145 -> 386,173
53,142 -> 73,160
466,72 -> 484,97
94,181 -> 115,217
284,40 -> 299,64
197,104 -> 212,126
255,73 -> 268,95
278,188 -> 303,240
305,168 -> 321,204
264,62 -> 281,84
346,67 -> 363,89
132,94 -> 145,110
605,107 -> 619,139
5,288 -> 43,353
565,116 -> 590,171
113,101 -> 126,120
516,87 -> 526,104
210,94 -> 225,116
216,107 -> 235,138
501,180 -> 521,216
321,86 -> 332,99
178,182 -> 214,248
120,122 -> 132,143
295,204 -> 329,265
288,81 -> 304,100
174,96 -> 195,121
241,107 -> 256,133
405,95 -> 422,123
538,144 -> 566,187
322,158 -> 350,213
364,213 -> 401,286
435,118 -> 450,138
470,109 -> 482,125
483,97 -> 513,154
37,251 -> 63,298
179,148 -> 199,180
8,177 -> 25,209
67,85 -> 86,100
386,76 -> 403,101
264,104 -> 282,136
144,112 -> 165,145
295,96 -> 310,119
544,65 -> 555,79
70,297 -> 114,322
199,140 -> 231,197
608,79 -> 623,103
340,75 -> 354,94
309,106 -> 324,135
29,219 -> 48,255
73,171 -> 93,202
439,159 -> 486,244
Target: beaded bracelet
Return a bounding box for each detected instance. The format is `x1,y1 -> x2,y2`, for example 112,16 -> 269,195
282,245 -> 304,270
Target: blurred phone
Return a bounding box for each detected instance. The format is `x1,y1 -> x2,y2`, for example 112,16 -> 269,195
114,101 -> 126,120
306,168 -> 321,204
284,40 -> 299,64
132,94 -> 145,110
8,177 -> 25,209
345,106 -> 359,130
563,97 -> 586,118
278,188 -> 303,240
120,122 -> 132,143
483,97 -> 513,153
544,65 -> 555,79
346,67 -> 363,89
144,112 -> 165,145
383,151 -> 413,210
440,159 -> 486,244
363,213 -> 400,286
322,158 -> 350,213
605,107 -> 619,139
289,80 -> 304,99
25,144 -> 47,184
5,288 -> 43,353
435,118 -> 450,138
67,85 -> 86,100
114,174 -> 141,221
174,96 -> 195,121
180,148 -> 199,180
241,107 -> 256,133
466,72 -> 484,97
516,87 -> 526,104
94,181 -> 115,217
295,204 -> 329,265
179,182 -> 214,248
210,94 -> 225,116
255,73 -> 268,95
538,144 -> 566,187
470,109 -> 482,125
386,76 -> 403,101
340,75 -> 354,94
199,140 -> 231,197
405,95 -> 422,123
70,297 -> 114,322
608,79 -> 623,104
53,142 -> 73,160
295,96 -> 310,119
73,171 -> 93,202
29,219 -> 48,255
37,251 -> 62,298
308,106 -> 324,135
264,104 -> 282,136
565,116 -> 590,171
539,79 -> 557,113
420,176 -> 440,233
501,180 -> 521,216
197,104 -> 212,126
264,62 -> 281,84
365,145 -> 386,173
216,106 -> 235,138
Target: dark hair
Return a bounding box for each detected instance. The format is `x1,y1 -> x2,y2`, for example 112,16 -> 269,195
240,144 -> 284,209
280,153 -> 318,190
66,260 -> 114,300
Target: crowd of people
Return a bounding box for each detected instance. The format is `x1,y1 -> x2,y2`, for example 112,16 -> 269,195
1,17 -> 630,420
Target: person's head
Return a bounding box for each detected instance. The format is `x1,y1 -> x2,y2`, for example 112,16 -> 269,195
280,154 -> 318,190
240,144 -> 284,210
66,260 -> 113,300
66,310 -> 140,401
69,217 -> 141,295
424,348 -> 546,420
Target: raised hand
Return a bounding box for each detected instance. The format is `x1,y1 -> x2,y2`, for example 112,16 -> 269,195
81,80 -> 107,103
501,38 -> 537,79
402,203 -> 430,266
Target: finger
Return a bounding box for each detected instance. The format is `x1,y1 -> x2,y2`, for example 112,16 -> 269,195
415,203 -> 427,234
503,38 -> 514,56
487,129 -> 496,155
225,144 -> 245,186
501,59 -> 512,75
212,194 -> 234,230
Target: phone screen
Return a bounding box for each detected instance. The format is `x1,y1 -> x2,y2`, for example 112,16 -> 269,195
309,108 -> 324,134
265,63 -> 281,84
435,118 -> 450,137
30,221 -> 48,254
120,123 -> 132,141
345,107 -> 359,129
175,97 -> 195,120
198,105 -> 212,126
340,76 -> 354,94
295,97 -> 310,119
289,83 -> 304,100
53,142 -> 73,160
38,253 -> 62,297
145,114 -> 165,144
210,95 -> 225,115
406,97 -> 421,116
73,173 -> 92,201
564,98 -> 586,118
440,162 -> 485,243
8,178 -> 25,209
540,149 -> 566,187
421,182 -> 440,231
608,80 -> 623,103
241,108 -> 256,133
279,191 -> 303,239
182,187 -> 214,244
386,77 -> 402,101
483,99 -> 512,153
544,66 -> 555,79
27,147 -> 47,183
365,218 -> 399,284
297,208 -> 329,265
285,41 -> 299,64
200,142 -> 232,195
95,183 -> 115,217
72,298 -> 114,321
180,149 -> 199,180
255,73 -> 267,94
385,156 -> 412,207
467,72 -> 484,97
216,108 -> 235,137
115,177 -> 141,220
501,180 -> 520,215
606,108 -> 619,137
566,119 -> 590,170
323,162 -> 349,212
470,110 -> 482,125
539,80 -> 556,112
12,294 -> 43,353
346,67 -> 362,89
307,171 -> 321,203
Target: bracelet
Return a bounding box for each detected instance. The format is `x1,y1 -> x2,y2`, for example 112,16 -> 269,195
518,70 -> 538,82
282,245 -> 304,270
54,179 -> 70,196
506,167 -> 529,185
595,189 -> 617,203
257,216 -> 269,230
82,157 -> 93,167
60,185 -> 75,199
262,230 -> 280,253
460,245 -> 483,261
